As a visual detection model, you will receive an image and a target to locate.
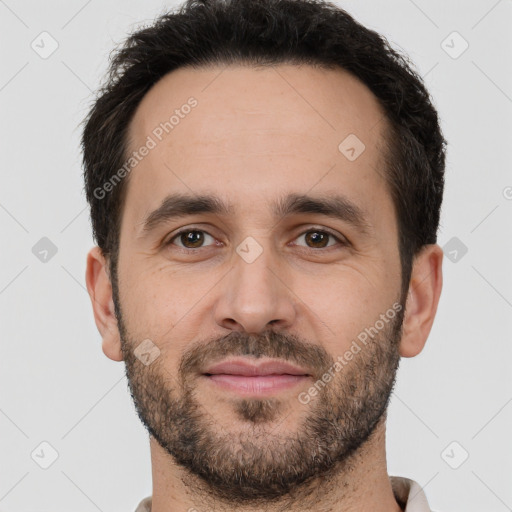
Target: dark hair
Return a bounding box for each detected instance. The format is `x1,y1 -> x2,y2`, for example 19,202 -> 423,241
81,0 -> 446,297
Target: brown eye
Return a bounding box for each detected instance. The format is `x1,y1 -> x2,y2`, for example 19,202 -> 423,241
304,231 -> 330,248
167,230 -> 215,249
295,229 -> 346,250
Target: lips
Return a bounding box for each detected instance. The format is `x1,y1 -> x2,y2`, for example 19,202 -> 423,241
203,358 -> 310,377
202,358 -> 311,395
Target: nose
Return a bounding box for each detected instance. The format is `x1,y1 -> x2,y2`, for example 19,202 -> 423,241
213,244 -> 297,335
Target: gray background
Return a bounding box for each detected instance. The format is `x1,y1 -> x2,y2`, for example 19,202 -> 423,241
1,0 -> 511,510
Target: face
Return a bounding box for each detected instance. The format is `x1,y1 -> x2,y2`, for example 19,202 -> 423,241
112,64 -> 405,502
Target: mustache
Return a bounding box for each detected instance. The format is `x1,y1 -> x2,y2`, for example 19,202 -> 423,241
179,330 -> 334,381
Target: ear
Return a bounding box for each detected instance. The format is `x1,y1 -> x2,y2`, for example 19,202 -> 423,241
85,246 -> 123,362
399,244 -> 443,358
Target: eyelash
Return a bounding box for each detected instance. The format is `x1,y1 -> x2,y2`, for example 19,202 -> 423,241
164,226 -> 349,252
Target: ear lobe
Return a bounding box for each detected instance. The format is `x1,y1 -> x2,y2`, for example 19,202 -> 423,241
85,246 -> 123,362
399,244 -> 443,358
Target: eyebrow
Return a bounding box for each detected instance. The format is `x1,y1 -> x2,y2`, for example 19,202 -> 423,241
137,191 -> 372,237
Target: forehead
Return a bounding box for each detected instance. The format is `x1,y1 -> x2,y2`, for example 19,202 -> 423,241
123,64 -> 392,233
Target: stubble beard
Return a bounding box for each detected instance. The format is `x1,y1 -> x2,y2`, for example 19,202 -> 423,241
114,289 -> 403,506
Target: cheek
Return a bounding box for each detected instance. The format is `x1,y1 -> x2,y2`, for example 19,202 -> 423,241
294,266 -> 396,351
118,268 -> 178,338
120,266 -> 213,356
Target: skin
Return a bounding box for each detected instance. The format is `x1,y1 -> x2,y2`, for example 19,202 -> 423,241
86,64 -> 443,512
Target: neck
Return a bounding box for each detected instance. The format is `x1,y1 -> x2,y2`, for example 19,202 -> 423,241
148,415 -> 402,512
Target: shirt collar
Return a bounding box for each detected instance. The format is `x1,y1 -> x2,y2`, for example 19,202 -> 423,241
135,476 -> 433,512
390,476 -> 433,512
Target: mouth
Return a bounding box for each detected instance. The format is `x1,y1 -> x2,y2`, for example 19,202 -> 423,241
201,358 -> 312,396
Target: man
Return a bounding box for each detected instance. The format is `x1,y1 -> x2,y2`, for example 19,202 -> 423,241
83,0 -> 445,510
